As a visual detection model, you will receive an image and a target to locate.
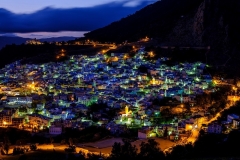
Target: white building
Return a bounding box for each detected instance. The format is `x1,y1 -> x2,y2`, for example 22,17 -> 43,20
227,114 -> 239,123
7,96 -> 32,105
233,119 -> 240,129
49,125 -> 62,135
207,123 -> 222,134
138,129 -> 149,139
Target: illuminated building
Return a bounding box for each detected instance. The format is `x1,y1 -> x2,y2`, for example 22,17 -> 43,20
49,125 -> 62,135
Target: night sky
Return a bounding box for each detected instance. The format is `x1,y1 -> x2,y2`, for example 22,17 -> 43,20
0,0 -> 156,33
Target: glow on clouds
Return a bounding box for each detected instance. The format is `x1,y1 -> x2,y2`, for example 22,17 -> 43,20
0,0 -> 156,13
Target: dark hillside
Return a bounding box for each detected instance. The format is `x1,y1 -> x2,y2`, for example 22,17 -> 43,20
0,36 -> 29,49
0,44 -> 107,68
85,0 -> 203,43
85,0 -> 240,77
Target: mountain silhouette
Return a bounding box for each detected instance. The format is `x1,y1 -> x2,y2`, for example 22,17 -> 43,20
0,1 -> 154,33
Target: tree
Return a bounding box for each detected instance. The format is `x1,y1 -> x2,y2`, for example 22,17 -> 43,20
13,147 -> 25,155
138,139 -> 165,160
69,138 -> 73,146
50,136 -> 54,144
78,151 -> 86,160
163,127 -> 168,138
87,153 -> 104,160
199,129 -> 205,136
168,145 -> 189,159
65,145 -> 76,153
110,142 -> 121,159
29,144 -> 37,151
109,139 -> 137,160
61,139 -> 66,144
3,136 -> 10,154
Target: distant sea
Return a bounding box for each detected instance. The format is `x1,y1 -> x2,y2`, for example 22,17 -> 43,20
0,31 -> 88,39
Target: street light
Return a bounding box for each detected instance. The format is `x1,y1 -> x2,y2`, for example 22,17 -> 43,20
3,121 -> 7,127
232,86 -> 237,95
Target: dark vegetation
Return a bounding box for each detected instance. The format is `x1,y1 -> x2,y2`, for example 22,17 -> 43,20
0,43 -> 108,68
15,150 -> 66,160
144,46 -> 207,65
107,128 -> 240,160
2,118 -> 240,160
218,101 -> 240,121
0,126 -> 110,146
0,127 -> 31,145
87,103 -> 118,121
195,85 -> 231,108
32,126 -> 111,145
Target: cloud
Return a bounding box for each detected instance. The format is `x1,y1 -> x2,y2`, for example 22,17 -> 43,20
0,32 -> 17,37
0,1 -> 156,33
0,0 -> 156,13
14,31 -> 86,39
123,1 -> 142,7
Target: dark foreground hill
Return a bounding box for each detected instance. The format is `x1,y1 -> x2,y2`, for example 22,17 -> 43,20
0,44 -> 108,68
85,0 -> 240,77
0,36 -> 29,49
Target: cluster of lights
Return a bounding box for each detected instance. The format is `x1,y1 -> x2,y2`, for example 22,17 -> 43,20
148,51 -> 155,58
101,50 -> 107,54
56,49 -> 66,59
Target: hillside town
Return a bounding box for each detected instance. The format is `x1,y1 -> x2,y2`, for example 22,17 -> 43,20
0,47 -> 224,139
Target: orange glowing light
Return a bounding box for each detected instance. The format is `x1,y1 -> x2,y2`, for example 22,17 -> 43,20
124,54 -> 129,60
149,51 -> 155,58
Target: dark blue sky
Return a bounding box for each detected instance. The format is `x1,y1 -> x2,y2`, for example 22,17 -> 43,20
0,0 -> 156,33
0,0 -> 155,13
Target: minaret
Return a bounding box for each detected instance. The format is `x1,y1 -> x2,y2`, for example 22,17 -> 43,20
164,89 -> 167,97
77,75 -> 81,85
152,78 -> 156,85
93,79 -> 96,88
165,76 -> 168,83
125,106 -> 129,115
138,75 -> 142,81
